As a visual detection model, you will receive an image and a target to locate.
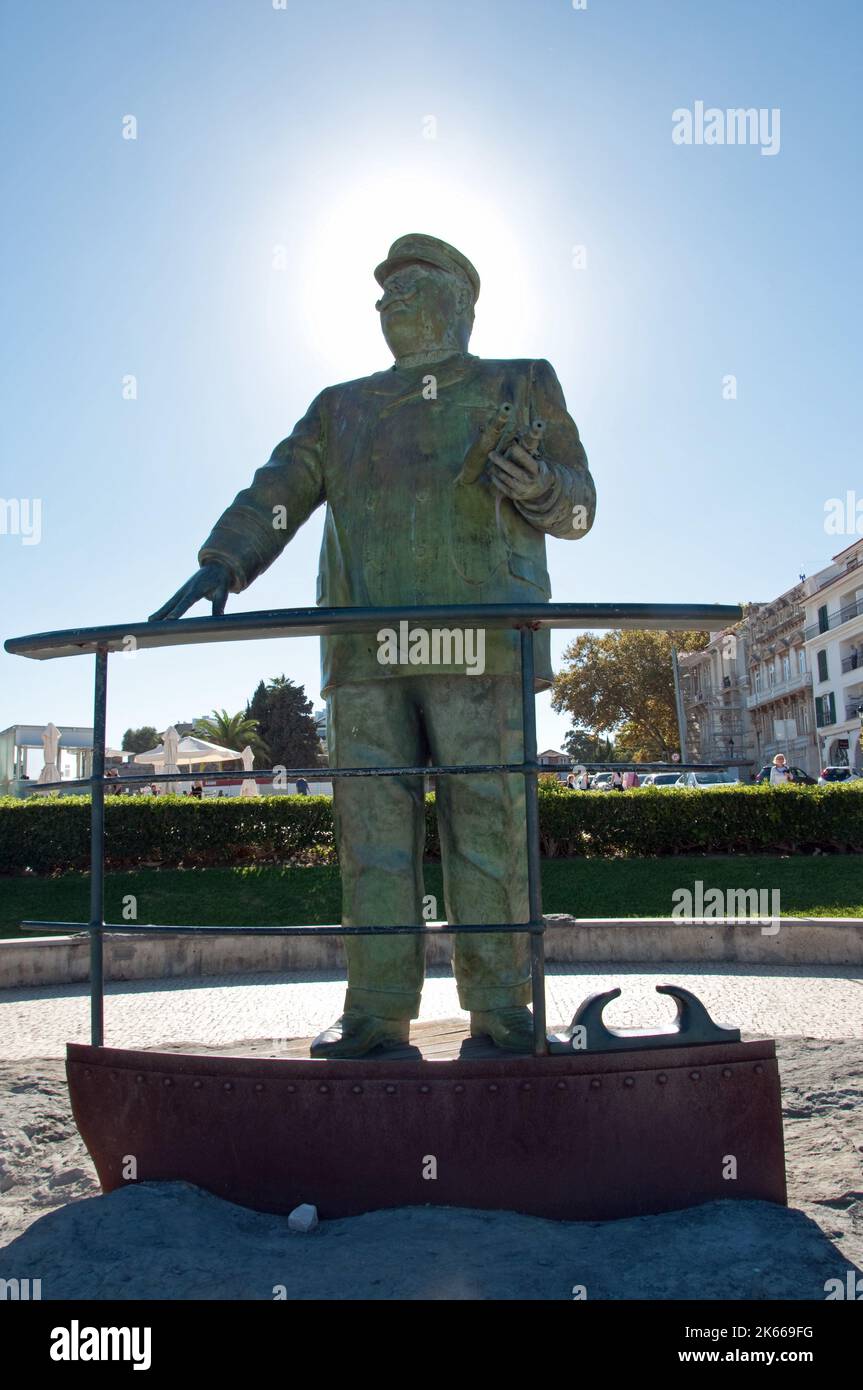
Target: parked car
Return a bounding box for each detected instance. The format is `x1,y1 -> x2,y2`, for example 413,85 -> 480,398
818,766 -> 863,785
754,765 -> 816,786
675,771 -> 741,790
589,772 -> 614,791
639,772 -> 683,788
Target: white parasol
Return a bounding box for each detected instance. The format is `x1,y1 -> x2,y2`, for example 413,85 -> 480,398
38,722 -> 61,783
134,736 -> 241,767
240,745 -> 259,797
160,725 -> 185,794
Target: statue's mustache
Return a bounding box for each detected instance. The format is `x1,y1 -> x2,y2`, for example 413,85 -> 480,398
376,289 -> 417,314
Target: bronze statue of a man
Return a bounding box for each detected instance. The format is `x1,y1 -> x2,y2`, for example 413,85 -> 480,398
151,233 -> 596,1056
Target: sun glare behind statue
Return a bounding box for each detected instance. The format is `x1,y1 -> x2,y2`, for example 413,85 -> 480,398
291,172 -> 542,383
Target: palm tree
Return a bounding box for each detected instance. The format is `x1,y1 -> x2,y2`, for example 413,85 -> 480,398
193,710 -> 269,763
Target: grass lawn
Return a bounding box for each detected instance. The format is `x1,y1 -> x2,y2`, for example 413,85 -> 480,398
1,855 -> 861,938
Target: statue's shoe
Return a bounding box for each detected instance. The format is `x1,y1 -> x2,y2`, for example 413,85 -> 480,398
309,1010 -> 410,1059
470,1006 -> 535,1053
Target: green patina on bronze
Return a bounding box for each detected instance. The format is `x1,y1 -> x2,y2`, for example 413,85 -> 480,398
150,233 -> 597,1055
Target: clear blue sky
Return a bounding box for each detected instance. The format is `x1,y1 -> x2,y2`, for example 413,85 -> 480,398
2,0 -> 860,756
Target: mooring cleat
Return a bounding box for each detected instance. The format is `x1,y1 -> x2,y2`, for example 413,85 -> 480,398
309,1010 -> 410,1059
470,1006 -> 535,1053
547,984 -> 741,1054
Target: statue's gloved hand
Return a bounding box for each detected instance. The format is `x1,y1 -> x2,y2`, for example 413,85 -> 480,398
488,442 -> 553,502
148,561 -> 232,621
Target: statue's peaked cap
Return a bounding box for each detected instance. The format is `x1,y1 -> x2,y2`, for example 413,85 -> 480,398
374,233 -> 480,303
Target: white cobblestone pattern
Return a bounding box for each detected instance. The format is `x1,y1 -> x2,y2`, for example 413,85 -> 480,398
2,962 -> 861,1059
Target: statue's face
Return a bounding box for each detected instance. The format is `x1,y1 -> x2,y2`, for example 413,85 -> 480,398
376,261 -> 473,358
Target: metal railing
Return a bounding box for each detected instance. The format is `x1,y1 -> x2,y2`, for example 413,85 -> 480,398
805,597 -> 863,641
746,669 -> 812,708
5,600 -> 742,1056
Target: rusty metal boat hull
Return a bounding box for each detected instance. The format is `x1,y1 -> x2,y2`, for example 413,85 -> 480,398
67,1032 -> 786,1221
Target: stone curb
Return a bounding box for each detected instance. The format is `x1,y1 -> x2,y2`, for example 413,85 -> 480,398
2,916 -> 862,989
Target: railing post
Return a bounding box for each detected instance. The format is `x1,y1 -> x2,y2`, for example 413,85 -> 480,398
89,646 -> 108,1046
519,627 -> 547,1055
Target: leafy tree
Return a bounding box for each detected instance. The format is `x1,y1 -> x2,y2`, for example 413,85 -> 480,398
243,676 -> 321,771
246,681 -> 269,732
552,630 -> 708,761
193,710 -> 268,763
561,728 -> 618,764
121,726 -> 159,754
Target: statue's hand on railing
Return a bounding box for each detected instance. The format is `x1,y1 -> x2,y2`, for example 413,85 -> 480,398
148,561 -> 232,621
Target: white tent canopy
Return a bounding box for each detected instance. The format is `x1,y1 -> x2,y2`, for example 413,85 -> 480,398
134,735 -> 242,767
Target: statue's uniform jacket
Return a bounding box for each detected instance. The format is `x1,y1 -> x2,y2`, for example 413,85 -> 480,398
198,353 -> 596,1018
199,354 -> 596,691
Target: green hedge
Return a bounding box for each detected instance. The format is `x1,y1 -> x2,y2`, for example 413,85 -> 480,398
535,784 -> 863,858
1,784 -> 862,874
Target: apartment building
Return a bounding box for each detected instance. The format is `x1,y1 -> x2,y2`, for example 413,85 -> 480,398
803,537 -> 863,770
679,580 -> 821,777
744,582 -> 818,777
678,627 -> 757,775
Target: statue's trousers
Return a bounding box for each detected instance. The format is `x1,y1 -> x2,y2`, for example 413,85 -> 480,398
327,675 -> 532,1018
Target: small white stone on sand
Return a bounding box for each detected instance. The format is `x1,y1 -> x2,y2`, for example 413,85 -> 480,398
288,1203 -> 319,1233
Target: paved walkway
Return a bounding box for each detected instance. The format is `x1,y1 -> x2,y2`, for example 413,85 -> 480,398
3,962 -> 862,1058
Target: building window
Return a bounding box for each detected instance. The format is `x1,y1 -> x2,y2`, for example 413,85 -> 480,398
818,604 -> 829,634
817,650 -> 829,682
782,655 -> 791,682
815,692 -> 836,728
768,665 -> 775,688
754,668 -> 762,692
798,648 -> 806,674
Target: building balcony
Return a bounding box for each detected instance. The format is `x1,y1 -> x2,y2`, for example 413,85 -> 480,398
816,706 -> 860,731
805,596 -> 863,641
746,669 -> 812,709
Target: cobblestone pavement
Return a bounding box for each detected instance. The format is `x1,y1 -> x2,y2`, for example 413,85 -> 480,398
3,962 -> 862,1059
